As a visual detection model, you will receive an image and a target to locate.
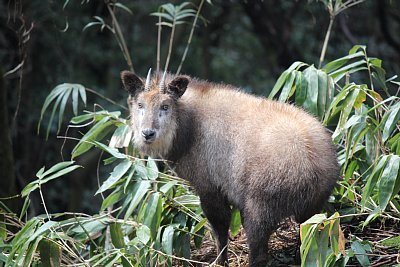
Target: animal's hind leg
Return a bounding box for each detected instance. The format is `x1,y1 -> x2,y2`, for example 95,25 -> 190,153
199,191 -> 231,266
242,202 -> 276,267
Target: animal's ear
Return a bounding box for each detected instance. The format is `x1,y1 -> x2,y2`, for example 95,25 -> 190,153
167,76 -> 189,99
121,71 -> 144,96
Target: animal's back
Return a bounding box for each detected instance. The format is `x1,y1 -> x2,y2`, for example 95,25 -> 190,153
177,81 -> 338,222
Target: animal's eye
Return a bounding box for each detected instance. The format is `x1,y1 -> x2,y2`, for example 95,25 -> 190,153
161,105 -> 169,111
138,103 -> 143,109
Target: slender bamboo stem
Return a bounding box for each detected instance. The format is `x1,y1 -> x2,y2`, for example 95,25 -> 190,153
177,0 -> 205,74
164,18 -> 176,72
107,4 -> 134,73
319,16 -> 335,68
157,15 -> 162,72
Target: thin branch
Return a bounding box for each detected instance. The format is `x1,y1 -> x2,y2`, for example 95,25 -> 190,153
85,87 -> 127,110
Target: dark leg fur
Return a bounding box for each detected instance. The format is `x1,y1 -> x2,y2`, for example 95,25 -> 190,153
242,206 -> 277,267
199,192 -> 231,266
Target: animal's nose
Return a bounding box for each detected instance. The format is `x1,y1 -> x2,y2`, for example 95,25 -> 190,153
142,129 -> 156,140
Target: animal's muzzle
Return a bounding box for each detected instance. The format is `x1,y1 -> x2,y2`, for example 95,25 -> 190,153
142,129 -> 156,142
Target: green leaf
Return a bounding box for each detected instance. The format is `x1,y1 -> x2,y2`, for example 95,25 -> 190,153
124,180 -> 151,220
160,180 -> 177,194
151,12 -> 174,22
143,192 -> 163,240
317,69 -> 328,119
162,225 -> 175,255
269,70 -> 290,99
72,86 -> 79,115
38,84 -> 70,133
71,117 -> 115,158
23,236 -> 43,267
378,155 -> 400,210
58,88 -> 72,132
294,71 -> 308,106
101,190 -> 123,210
46,91 -> 65,139
278,71 -> 296,102
146,158 -> 159,180
109,124 -> 133,148
322,51 -> 364,73
332,84 -> 361,143
112,2 -> 133,14
351,241 -> 370,267
96,159 -> 132,194
94,141 -> 127,159
38,239 -> 61,267
137,225 -> 151,244
110,223 -> 125,248
229,208 -> 241,237
380,235 -> 400,248
383,101 -> 400,141
302,65 -> 319,116
41,161 -> 76,178
21,182 -> 39,198
40,165 -> 82,184
361,155 -> 389,209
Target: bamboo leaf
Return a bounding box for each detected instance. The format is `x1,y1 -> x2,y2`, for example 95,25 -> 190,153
294,71 -> 308,106
57,87 -> 72,132
322,51 -> 364,73
278,71 -> 296,102
303,65 -> 319,116
38,239 -> 61,267
109,124 -> 133,148
38,84 -> 70,133
332,84 -> 360,143
41,161 -> 76,178
101,190 -> 123,211
96,159 -> 132,194
229,208 -> 241,237
162,225 -> 175,255
40,165 -> 82,184
72,117 -> 115,158
143,192 -> 162,240
351,241 -> 370,267
112,2 -> 133,14
317,69 -> 328,119
94,141 -> 127,159
137,225 -> 151,244
46,91 -> 65,139
383,101 -> 400,141
269,70 -> 290,99
124,180 -> 151,220
361,155 -> 389,209
110,223 -> 125,248
378,155 -> 400,210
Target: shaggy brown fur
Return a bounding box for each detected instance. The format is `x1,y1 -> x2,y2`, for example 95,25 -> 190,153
121,71 -> 339,267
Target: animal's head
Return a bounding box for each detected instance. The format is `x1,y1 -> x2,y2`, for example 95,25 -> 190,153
121,69 -> 190,157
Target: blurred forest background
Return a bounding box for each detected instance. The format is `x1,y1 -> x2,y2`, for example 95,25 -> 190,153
1,0 -> 400,216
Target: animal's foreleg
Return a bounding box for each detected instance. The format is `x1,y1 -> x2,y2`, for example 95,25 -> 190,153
199,192 -> 231,266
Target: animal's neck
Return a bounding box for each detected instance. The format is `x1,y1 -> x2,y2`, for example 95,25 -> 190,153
165,103 -> 195,162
